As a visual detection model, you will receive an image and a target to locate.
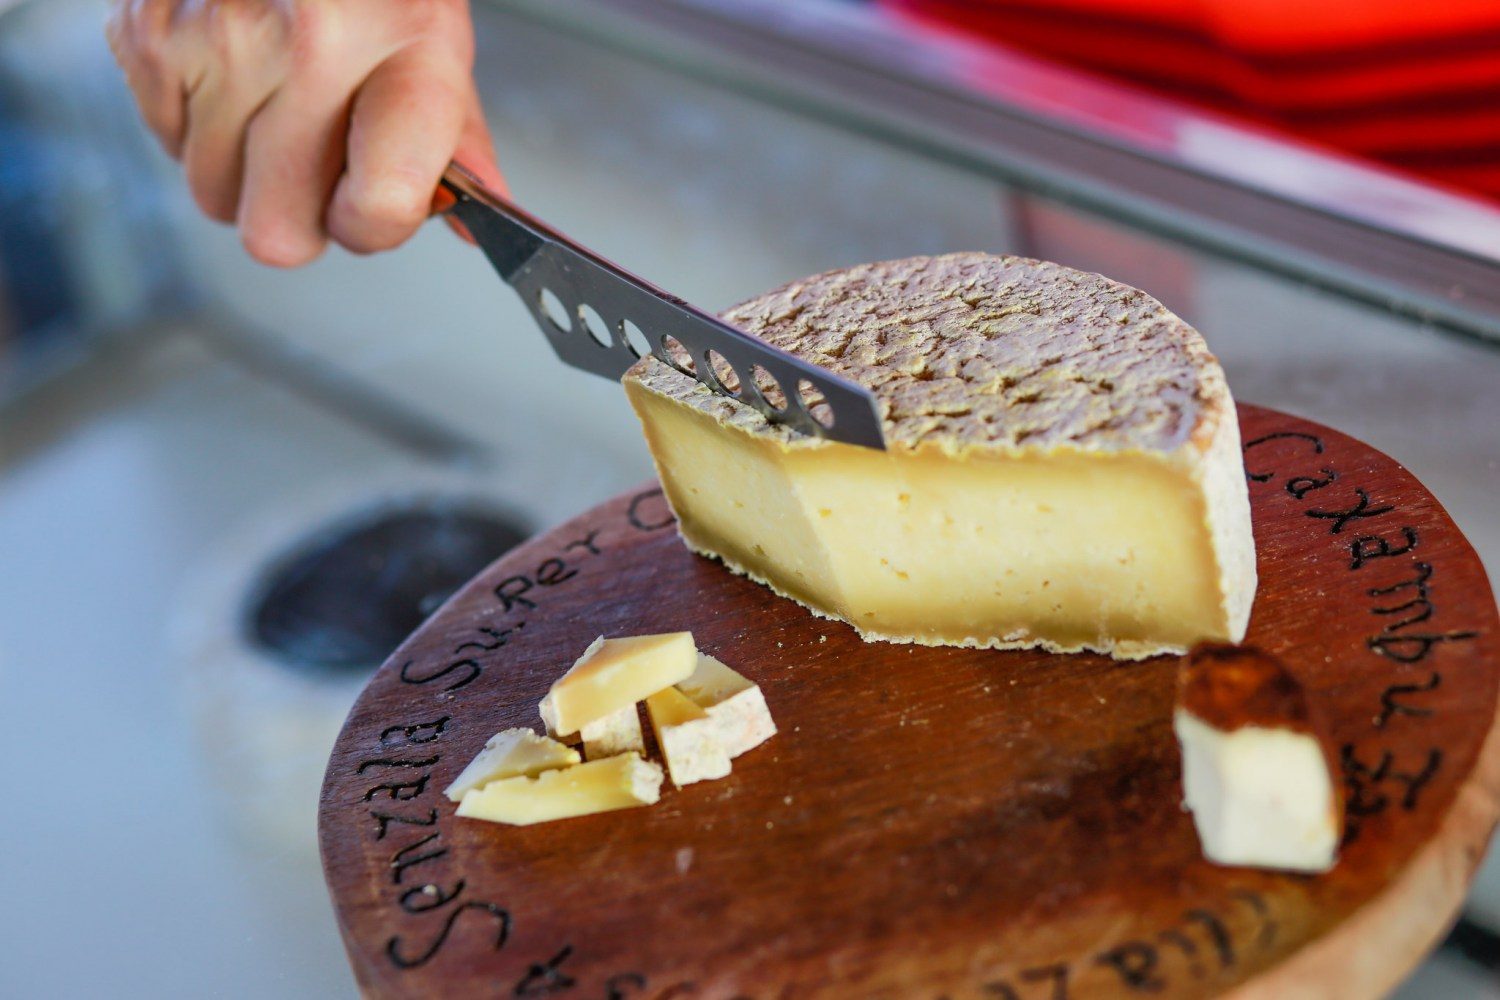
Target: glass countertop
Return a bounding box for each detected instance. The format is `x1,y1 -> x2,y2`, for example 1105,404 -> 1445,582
1,0 -> 1496,996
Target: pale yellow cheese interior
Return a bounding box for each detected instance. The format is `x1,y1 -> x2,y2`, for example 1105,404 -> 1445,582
540,632 -> 696,736
646,687 -> 732,787
581,704 -> 645,759
628,384 -> 1241,658
677,653 -> 754,705
456,753 -> 663,826
443,729 -> 580,802
1175,711 -> 1339,872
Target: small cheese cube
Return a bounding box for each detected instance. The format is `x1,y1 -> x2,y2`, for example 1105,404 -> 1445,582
581,703 -> 645,759
539,633 -> 697,736
676,654 -> 776,758
646,687 -> 731,788
1176,713 -> 1340,872
456,753 -> 664,826
443,729 -> 580,802
1175,644 -> 1340,873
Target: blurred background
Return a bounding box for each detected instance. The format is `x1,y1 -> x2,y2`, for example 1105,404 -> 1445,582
2,0 -> 1498,995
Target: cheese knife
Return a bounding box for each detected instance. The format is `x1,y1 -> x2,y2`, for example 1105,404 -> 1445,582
437,162 -> 886,450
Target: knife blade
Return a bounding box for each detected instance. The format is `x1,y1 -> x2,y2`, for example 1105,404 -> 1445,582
437,163 -> 886,450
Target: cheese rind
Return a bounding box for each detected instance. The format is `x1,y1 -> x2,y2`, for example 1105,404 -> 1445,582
456,753 -> 664,826
443,729 -> 580,802
676,654 -> 776,758
540,633 -> 697,736
581,703 -> 645,759
624,253 -> 1255,659
645,687 -> 732,787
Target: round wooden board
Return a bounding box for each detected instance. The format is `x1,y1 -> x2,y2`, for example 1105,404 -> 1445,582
320,405 -> 1500,1000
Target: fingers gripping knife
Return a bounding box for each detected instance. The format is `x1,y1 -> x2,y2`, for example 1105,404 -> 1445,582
438,163 -> 886,450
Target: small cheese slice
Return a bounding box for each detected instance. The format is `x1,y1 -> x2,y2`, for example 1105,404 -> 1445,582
623,253 -> 1256,659
1175,644 -> 1341,873
443,729 -> 580,802
645,687 -> 732,787
456,753 -> 664,826
581,703 -> 645,759
676,654 -> 776,758
539,633 -> 697,736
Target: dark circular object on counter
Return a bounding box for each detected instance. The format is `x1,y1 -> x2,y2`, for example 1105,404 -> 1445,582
247,499 -> 529,672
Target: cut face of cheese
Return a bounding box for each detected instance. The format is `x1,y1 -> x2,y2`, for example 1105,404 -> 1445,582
624,253 -> 1256,659
581,703 -> 645,759
456,753 -> 664,826
1175,711 -> 1340,872
539,633 -> 697,736
676,654 -> 776,758
645,687 -> 732,787
443,729 -> 580,802
1174,643 -> 1341,872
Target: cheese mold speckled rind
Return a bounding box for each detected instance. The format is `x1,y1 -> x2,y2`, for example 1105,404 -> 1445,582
623,253 -> 1257,659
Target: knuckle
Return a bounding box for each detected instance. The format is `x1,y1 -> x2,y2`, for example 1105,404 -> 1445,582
330,213 -> 413,255
344,229 -> 408,255
108,0 -> 165,70
396,0 -> 461,34
242,222 -> 325,268
328,193 -> 420,254
183,159 -> 236,221
284,3 -> 336,76
332,232 -> 385,257
348,172 -> 430,229
154,128 -> 186,161
202,2 -> 249,59
191,0 -> 290,74
188,182 -> 236,225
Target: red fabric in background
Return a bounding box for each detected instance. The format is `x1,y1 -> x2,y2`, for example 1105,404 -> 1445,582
883,0 -> 1500,200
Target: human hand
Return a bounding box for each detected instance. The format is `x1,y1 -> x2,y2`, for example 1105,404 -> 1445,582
106,0 -> 505,266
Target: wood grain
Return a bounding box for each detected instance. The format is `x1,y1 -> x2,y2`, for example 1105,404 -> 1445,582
319,405 -> 1500,999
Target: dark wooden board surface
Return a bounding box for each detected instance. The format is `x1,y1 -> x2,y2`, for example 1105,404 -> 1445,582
319,405 -> 1500,999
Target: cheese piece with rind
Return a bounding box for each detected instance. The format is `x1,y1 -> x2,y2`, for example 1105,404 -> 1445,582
1175,644 -> 1341,873
624,253 -> 1256,659
539,632 -> 697,736
676,654 -> 776,759
456,753 -> 664,826
645,687 -> 732,787
443,729 -> 580,802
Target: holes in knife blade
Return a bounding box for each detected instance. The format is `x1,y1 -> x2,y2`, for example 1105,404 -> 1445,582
704,350 -> 740,394
659,336 -> 695,374
621,320 -> 650,358
578,304 -> 611,348
749,366 -> 787,409
538,289 -> 571,332
797,378 -> 834,428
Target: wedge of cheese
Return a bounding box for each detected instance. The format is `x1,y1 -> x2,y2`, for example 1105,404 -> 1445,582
580,703 -> 645,759
676,654 -> 776,758
1174,644 -> 1341,873
539,633 -> 697,736
456,753 -> 664,826
624,253 -> 1256,659
443,729 -> 580,802
645,687 -> 732,787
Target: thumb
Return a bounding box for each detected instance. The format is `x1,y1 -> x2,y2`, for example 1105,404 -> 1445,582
440,83 -> 505,244
455,83 -> 505,193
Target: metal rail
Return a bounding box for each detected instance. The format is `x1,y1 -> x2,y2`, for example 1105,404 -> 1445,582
482,0 -> 1500,347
